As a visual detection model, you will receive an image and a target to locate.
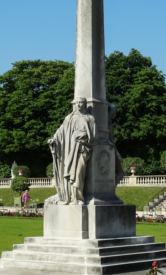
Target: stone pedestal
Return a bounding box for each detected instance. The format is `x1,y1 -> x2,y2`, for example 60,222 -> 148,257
44,205 -> 89,239
44,204 -> 136,239
88,204 -> 136,239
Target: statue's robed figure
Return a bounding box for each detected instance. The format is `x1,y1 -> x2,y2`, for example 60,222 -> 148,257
48,97 -> 95,205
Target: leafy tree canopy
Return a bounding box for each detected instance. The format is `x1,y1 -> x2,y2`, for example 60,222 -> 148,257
0,50 -> 165,175
106,49 -> 166,162
0,60 -> 74,154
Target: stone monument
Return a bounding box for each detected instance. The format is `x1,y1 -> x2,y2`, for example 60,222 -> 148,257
1,1 -> 166,274
44,0 -> 135,240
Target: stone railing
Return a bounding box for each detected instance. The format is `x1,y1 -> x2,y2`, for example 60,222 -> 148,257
0,175 -> 166,188
119,175 -> 166,187
27,178 -> 53,188
0,178 -> 53,188
0,178 -> 11,188
136,175 -> 166,186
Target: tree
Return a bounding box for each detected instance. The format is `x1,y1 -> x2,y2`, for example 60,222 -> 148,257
0,163 -> 10,178
160,151 -> 166,173
122,157 -> 145,176
0,60 -> 74,175
11,176 -> 30,194
106,49 -> 166,167
0,50 -> 165,175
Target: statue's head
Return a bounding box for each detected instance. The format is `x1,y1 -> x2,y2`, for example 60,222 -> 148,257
72,97 -> 87,112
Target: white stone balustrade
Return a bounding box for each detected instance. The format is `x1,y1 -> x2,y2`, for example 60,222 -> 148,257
0,175 -> 166,188
27,178 -> 53,188
119,175 -> 166,187
0,178 -> 11,188
0,177 -> 53,188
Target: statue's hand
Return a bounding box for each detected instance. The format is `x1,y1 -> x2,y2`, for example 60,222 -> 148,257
48,138 -> 54,144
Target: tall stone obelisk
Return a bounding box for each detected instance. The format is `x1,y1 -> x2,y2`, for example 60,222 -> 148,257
75,0 -> 119,204
75,0 -> 106,101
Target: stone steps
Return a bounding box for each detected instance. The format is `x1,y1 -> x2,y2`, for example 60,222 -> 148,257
24,235 -> 155,247
2,244 -> 165,264
1,256 -> 166,274
9,242 -> 165,256
1,236 -> 166,274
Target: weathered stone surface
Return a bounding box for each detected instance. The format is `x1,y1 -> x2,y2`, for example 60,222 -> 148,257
48,97 -> 95,205
44,204 -> 136,239
88,204 -> 136,239
85,145 -> 122,204
1,236 -> 166,275
75,0 -> 106,101
44,205 -> 88,239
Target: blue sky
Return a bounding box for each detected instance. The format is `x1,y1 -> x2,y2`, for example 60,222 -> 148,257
0,0 -> 166,75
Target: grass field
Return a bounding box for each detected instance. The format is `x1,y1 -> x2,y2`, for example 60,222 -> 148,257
0,217 -> 166,256
0,186 -> 166,210
0,216 -> 43,255
116,187 -> 166,210
137,222 -> 166,243
0,188 -> 56,207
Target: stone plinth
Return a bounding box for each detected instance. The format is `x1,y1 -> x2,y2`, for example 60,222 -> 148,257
44,205 -> 88,239
44,204 -> 136,239
88,204 -> 136,239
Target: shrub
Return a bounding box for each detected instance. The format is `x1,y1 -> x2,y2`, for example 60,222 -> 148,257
0,164 -> 11,178
122,157 -> 145,175
13,165 -> 31,177
46,163 -> 53,177
143,160 -> 160,175
160,151 -> 166,173
11,176 -> 30,194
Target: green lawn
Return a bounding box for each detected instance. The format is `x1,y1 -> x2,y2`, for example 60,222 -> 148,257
0,216 -> 43,255
0,186 -> 166,210
0,188 -> 56,207
0,217 -> 166,256
137,222 -> 166,243
116,187 -> 166,210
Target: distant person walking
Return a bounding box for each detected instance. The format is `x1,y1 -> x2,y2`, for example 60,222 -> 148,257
21,190 -> 30,208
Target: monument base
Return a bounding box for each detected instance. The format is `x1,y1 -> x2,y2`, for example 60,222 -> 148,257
1,203 -> 166,274
1,235 -> 166,275
44,204 -> 136,239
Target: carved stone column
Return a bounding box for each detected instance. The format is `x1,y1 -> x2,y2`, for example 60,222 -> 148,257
75,0 -> 121,204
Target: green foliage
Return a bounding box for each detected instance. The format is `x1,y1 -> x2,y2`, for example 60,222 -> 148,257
0,51 -> 165,174
0,60 -> 73,175
11,176 -> 30,194
0,163 -> 10,178
13,165 -> 31,177
122,157 -> 161,176
122,157 -> 145,175
160,151 -> 166,173
106,49 -> 166,165
46,163 -> 53,177
143,160 -> 161,175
